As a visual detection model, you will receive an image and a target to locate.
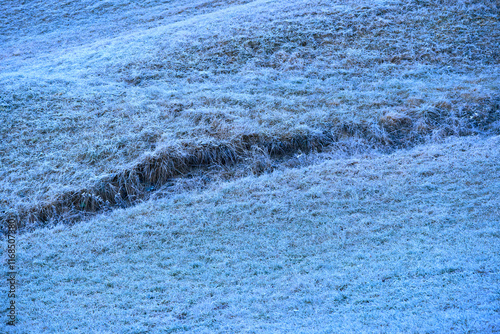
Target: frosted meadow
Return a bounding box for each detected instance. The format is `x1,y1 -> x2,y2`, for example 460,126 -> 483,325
0,0 -> 499,332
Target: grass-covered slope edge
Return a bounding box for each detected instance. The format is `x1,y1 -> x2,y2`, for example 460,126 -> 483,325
1,135 -> 498,333
2,104 -> 500,234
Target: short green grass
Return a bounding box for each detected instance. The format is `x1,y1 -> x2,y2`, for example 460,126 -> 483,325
1,135 -> 499,333
1,0 -> 499,222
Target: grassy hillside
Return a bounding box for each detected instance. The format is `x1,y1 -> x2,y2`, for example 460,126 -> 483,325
1,0 -> 499,332
1,0 -> 499,226
1,135 -> 499,333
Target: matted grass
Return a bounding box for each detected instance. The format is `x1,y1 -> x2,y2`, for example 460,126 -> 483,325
1,0 -> 499,226
1,135 -> 499,333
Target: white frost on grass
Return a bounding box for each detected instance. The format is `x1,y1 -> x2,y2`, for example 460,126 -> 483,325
0,1 -> 499,331
1,0 -> 499,214
1,135 -> 499,333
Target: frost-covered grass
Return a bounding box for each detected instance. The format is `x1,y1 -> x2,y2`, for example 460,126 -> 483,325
1,135 -> 499,333
1,1 -> 500,331
1,0 -> 499,222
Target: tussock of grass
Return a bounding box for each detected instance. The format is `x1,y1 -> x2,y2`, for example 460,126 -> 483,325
1,0 -> 499,227
1,135 -> 498,333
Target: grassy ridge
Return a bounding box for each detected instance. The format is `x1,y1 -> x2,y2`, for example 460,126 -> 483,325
1,135 -> 498,333
1,0 -> 499,226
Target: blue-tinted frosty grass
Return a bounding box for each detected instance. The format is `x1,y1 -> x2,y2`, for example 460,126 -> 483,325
3,135 -> 499,333
0,0 -> 499,332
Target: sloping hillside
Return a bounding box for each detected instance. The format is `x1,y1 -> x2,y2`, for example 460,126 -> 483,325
1,0 -> 499,227
0,0 -> 499,332
1,135 -> 499,333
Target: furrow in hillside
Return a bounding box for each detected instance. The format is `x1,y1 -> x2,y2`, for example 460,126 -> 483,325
2,107 -> 500,233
